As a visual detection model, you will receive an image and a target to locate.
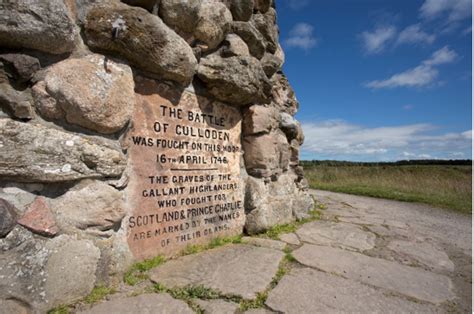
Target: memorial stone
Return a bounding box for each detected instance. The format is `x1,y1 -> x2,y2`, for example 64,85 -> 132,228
126,79 -> 245,258
0,0 -> 313,310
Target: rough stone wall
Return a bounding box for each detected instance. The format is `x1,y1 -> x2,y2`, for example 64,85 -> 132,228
0,0 -> 313,311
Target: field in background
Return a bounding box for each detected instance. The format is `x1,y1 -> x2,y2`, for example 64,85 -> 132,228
302,161 -> 472,214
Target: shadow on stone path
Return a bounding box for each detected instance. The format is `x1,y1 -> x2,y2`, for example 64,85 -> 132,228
79,190 -> 472,313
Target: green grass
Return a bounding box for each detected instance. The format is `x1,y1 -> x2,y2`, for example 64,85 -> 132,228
153,284 -> 222,300
260,208 -> 322,240
304,164 -> 472,214
239,247 -> 296,311
83,285 -> 116,304
124,255 -> 166,285
181,235 -> 243,256
47,305 -> 69,314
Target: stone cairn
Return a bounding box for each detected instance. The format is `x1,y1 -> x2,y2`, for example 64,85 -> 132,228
0,0 -> 313,311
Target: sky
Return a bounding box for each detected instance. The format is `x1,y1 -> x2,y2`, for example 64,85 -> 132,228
275,0 -> 472,161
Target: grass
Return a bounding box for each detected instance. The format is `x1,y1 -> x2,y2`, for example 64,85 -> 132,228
261,208 -> 322,240
83,285 -> 116,304
181,235 -> 243,256
124,255 -> 166,286
47,285 -> 117,314
47,306 -> 69,314
304,164 -> 472,214
239,246 -> 296,311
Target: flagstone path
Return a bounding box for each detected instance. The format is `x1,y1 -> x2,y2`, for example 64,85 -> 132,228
78,190 -> 472,313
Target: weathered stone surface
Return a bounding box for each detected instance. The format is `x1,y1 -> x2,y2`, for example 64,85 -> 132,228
266,267 -> 438,313
293,244 -> 455,304
0,184 -> 40,215
222,34 -> 250,57
250,10 -> 278,53
81,294 -> 194,314
0,234 -> 100,312
242,236 -> 286,250
0,299 -> 31,314
337,215 -> 409,229
45,236 -> 101,308
261,53 -> 283,78
311,189 -> 472,258
231,22 -> 266,59
17,197 -> 59,237
388,240 -> 455,272
245,310 -> 273,314
242,105 -> 278,136
243,131 -> 289,177
159,0 -> 200,33
0,198 -> 18,237
279,112 -> 299,139
296,221 -> 376,251
195,299 -> 239,314
194,0 -> 232,50
278,233 -> 300,245
52,180 -> 125,237
230,0 -> 254,21
291,190 -> 314,219
0,119 -> 127,182
126,78 -> 245,259
254,0 -> 271,13
34,54 -> 134,134
244,173 -> 311,234
85,2 -> 197,85
150,244 -> 284,299
122,0 -> 158,12
0,0 -> 76,54
0,54 -> 40,84
197,55 -> 271,106
0,83 -> 34,120
271,73 -> 298,115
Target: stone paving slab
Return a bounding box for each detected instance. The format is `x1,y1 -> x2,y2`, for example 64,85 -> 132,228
150,244 -> 284,299
293,244 -> 455,304
194,299 -> 239,314
388,240 -> 454,272
80,293 -> 193,314
296,221 -> 376,251
337,215 -> 409,229
278,233 -> 300,245
242,237 -> 286,250
266,267 -> 439,313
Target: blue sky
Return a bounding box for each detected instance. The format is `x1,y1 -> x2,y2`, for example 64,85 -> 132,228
275,0 -> 472,161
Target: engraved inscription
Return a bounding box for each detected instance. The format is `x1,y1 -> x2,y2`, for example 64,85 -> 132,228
126,79 -> 244,259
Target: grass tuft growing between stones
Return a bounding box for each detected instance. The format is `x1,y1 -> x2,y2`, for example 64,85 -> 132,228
153,283 -> 240,314
124,255 -> 167,286
239,291 -> 268,311
260,209 -> 322,240
47,305 -> 69,314
181,235 -> 242,256
153,284 -> 222,300
84,285 -> 117,304
47,284 -> 117,313
239,247 -> 296,312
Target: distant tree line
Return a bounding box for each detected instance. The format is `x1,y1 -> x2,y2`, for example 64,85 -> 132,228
300,159 -> 473,167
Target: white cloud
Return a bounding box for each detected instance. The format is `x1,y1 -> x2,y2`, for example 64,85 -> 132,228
396,24 -> 436,45
365,46 -> 457,89
285,0 -> 309,10
403,104 -> 414,110
420,0 -> 471,22
423,45 -> 458,65
285,23 -> 317,51
360,26 -> 397,54
301,120 -> 472,160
